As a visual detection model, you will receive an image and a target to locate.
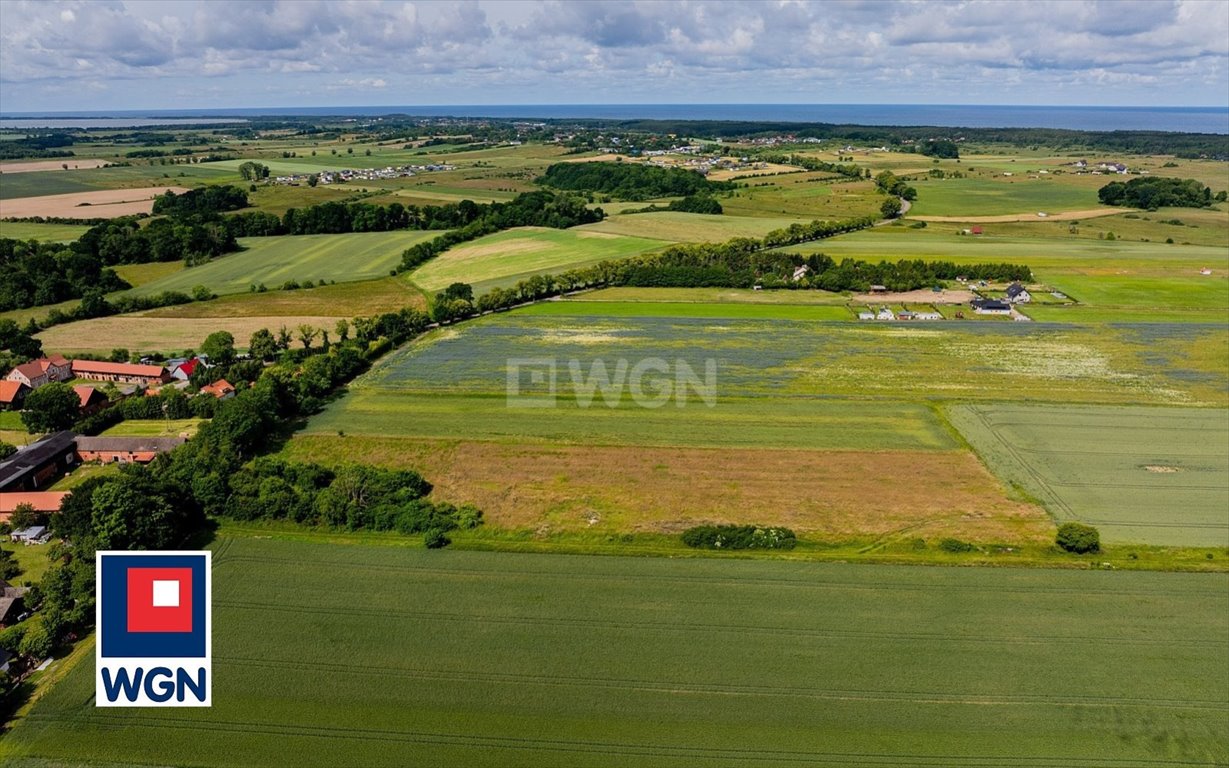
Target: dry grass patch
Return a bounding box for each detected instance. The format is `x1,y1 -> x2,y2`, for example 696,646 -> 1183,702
283,436 -> 1052,542
37,314 -> 342,354
139,278 -> 425,319
0,159 -> 113,173
0,186 -> 190,219
912,208 -> 1131,223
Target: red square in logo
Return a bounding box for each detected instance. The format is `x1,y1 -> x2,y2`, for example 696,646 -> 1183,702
127,567 -> 193,633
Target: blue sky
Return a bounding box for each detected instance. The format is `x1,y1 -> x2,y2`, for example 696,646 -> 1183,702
1,0 -> 1227,112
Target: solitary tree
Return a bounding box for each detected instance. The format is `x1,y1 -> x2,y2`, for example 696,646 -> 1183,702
201,330 -> 237,367
880,198 -> 903,219
1056,523 -> 1100,554
277,325 -> 293,350
334,319 -> 350,342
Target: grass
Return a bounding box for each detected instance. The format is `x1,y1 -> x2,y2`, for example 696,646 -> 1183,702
47,462 -> 122,490
130,230 -> 443,297
0,542 -> 53,587
111,260 -> 185,287
4,535 -> 1226,767
569,287 -> 855,304
516,299 -> 854,320
138,276 -> 426,318
577,212 -> 809,242
907,176 -> 1102,216
409,227 -> 667,294
100,418 -> 205,437
0,221 -> 90,242
340,312 -> 1227,406
949,404 -> 1229,547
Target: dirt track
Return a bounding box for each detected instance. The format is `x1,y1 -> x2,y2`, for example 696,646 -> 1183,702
0,186 -> 190,219
910,207 -> 1131,223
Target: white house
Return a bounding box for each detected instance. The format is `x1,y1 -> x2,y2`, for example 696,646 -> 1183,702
1006,283 -> 1032,303
876,307 -> 896,321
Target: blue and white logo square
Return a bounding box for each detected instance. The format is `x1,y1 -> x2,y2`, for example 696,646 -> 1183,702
95,550 -> 211,707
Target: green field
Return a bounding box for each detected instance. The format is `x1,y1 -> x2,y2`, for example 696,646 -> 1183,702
341,311 -> 1226,406
949,404 -> 1229,547
100,418 -> 205,437
907,176 -> 1101,216
409,227 -> 667,294
5,535 -> 1226,767
130,230 -> 442,297
0,221 -> 90,242
577,212 -> 809,242
518,299 -> 854,320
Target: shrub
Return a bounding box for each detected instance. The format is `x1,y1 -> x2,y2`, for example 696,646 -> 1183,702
424,528 -> 451,549
938,538 -> 976,553
681,525 -> 797,551
1056,523 -> 1100,554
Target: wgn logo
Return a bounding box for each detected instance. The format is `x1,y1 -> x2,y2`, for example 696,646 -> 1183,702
96,551 -> 211,707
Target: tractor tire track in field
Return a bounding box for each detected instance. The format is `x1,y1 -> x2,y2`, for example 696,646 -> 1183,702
214,554 -> 1228,599
21,712 -> 1222,768
212,600 -> 1225,649
213,654 -> 1229,712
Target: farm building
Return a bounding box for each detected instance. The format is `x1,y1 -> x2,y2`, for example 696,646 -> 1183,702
73,385 -> 109,416
72,360 -> 170,386
0,381 -> 30,410
971,298 -> 1012,315
857,311 -> 875,321
914,310 -> 943,320
0,432 -> 79,492
5,355 -> 72,389
0,491 -> 69,522
792,265 -> 811,281
876,307 -> 896,320
201,379 -> 236,399
169,356 -> 207,381
10,525 -> 49,544
1006,283 -> 1032,303
0,580 -> 28,628
75,436 -> 186,464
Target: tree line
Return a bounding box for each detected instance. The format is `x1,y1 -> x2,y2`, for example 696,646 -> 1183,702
539,161 -> 736,201
1098,177 -> 1225,209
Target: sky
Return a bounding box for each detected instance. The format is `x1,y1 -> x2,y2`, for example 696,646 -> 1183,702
1,0 -> 1227,113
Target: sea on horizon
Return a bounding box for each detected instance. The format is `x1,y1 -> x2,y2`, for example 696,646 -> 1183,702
2,103 -> 1227,134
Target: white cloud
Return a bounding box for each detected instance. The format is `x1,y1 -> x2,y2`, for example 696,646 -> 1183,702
0,0 -> 1225,111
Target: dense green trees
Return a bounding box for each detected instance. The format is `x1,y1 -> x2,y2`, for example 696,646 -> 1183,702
1098,177 -> 1214,209
0,318 -> 43,364
682,525 -> 797,550
1056,523 -> 1101,553
237,162 -> 270,181
0,238 -> 130,312
919,139 -> 959,158
539,161 -> 735,200
151,185 -> 249,217
20,383 -> 80,433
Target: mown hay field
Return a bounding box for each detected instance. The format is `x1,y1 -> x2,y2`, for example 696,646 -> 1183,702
5,537 -> 1226,768
36,314 -> 342,355
949,403 -> 1229,547
409,226 -> 667,294
130,230 -> 442,297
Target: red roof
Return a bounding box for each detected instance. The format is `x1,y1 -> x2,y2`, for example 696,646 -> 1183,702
176,358 -> 202,376
73,385 -> 106,408
72,360 -> 167,377
0,380 -> 27,405
201,379 -> 235,398
0,491 -> 70,514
